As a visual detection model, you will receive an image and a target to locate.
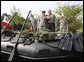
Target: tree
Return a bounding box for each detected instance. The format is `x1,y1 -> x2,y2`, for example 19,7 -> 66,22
55,3 -> 83,32
10,5 -> 21,16
7,6 -> 25,30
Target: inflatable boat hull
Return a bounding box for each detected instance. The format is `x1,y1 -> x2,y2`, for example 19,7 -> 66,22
1,41 -> 75,59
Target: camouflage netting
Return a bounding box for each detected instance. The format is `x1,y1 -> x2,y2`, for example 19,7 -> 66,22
20,30 -> 83,52
3,29 -> 18,37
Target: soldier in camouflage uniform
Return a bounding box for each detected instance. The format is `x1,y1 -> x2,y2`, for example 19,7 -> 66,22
29,15 -> 36,31
37,11 -> 47,32
60,16 -> 65,32
47,10 -> 57,32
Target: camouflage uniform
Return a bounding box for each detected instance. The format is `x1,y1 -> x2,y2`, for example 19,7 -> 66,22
47,14 -> 57,32
60,18 -> 65,32
37,15 -> 47,32
30,17 -> 36,30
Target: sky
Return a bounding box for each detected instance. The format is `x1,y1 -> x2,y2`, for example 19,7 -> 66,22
1,1 -> 83,19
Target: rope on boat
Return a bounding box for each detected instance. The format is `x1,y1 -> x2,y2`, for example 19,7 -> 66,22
42,32 -> 83,52
42,33 -> 73,51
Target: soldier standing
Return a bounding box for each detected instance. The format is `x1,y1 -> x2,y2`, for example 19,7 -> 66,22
37,11 -> 47,32
29,15 -> 36,31
60,12 -> 65,32
47,10 -> 57,32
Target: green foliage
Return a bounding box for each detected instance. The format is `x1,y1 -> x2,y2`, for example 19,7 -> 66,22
55,3 -> 83,31
10,5 -> 21,16
1,6 -> 27,31
25,21 -> 30,29
1,13 -> 30,31
8,14 -> 25,25
68,20 -> 83,31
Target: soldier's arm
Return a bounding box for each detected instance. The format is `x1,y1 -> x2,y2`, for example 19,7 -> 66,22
37,16 -> 40,29
55,15 -> 57,28
38,16 -> 40,25
46,15 -> 50,19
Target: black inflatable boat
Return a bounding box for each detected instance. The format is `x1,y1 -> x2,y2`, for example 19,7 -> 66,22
1,32 -> 83,60
1,11 -> 83,61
